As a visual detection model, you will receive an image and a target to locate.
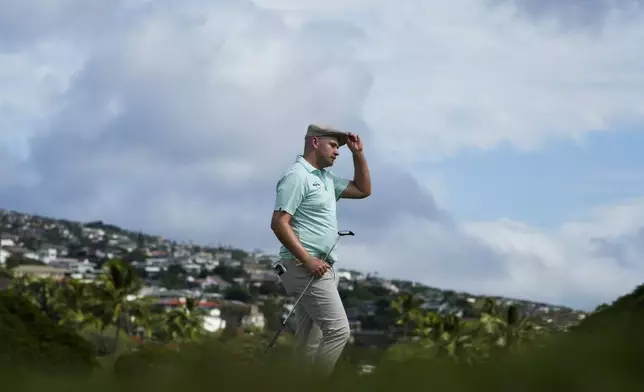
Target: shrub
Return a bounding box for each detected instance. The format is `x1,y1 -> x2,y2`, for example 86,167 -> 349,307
0,290 -> 98,374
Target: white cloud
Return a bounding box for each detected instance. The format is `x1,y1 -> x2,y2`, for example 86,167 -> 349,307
6,0 -> 644,160
340,199 -> 644,310
1,0 -> 643,309
254,0 -> 644,161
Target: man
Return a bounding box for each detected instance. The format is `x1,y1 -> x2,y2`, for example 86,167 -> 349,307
270,124 -> 371,377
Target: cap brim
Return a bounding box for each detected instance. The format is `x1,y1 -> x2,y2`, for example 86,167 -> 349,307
332,133 -> 349,146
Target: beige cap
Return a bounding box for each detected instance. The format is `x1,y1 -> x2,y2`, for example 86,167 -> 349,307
305,124 -> 349,146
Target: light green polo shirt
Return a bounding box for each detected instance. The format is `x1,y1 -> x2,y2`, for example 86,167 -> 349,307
274,155 -> 350,265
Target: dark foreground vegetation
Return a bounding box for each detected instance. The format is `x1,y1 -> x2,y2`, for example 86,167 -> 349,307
1,259 -> 643,391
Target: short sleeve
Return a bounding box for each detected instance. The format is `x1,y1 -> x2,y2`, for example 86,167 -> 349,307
274,170 -> 308,215
328,171 -> 350,201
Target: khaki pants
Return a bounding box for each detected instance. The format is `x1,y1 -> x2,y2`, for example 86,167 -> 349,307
279,259 -> 351,376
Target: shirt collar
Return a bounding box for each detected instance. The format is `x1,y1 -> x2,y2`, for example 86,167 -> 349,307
296,155 -> 325,174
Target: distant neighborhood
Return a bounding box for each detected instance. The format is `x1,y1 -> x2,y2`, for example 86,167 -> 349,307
0,208 -> 588,346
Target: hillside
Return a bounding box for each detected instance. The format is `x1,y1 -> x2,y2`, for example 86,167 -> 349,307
0,208 -> 588,333
571,283 -> 644,334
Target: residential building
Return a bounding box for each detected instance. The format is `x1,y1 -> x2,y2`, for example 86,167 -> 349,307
0,238 -> 15,247
11,265 -> 70,280
242,304 -> 266,330
0,248 -> 10,265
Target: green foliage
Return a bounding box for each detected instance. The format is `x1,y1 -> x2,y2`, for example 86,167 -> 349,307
0,290 -> 98,373
224,285 -> 252,302
6,324 -> 644,392
113,343 -> 180,380
342,281 -> 391,301
1,282 -> 644,391
387,293 -> 549,366
3,212 -> 642,392
6,263 -> 211,362
123,248 -> 147,263
571,283 -> 644,334
88,259 -> 142,360
212,265 -> 245,281
164,296 -> 208,342
230,249 -> 248,261
5,254 -> 44,269
54,279 -> 100,329
382,341 -> 434,362
158,265 -> 187,289
0,267 -> 11,278
259,294 -> 283,332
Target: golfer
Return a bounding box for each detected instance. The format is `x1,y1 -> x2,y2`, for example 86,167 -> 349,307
271,124 -> 372,377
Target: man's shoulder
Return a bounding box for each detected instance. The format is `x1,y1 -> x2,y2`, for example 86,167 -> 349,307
275,161 -> 309,189
278,160 -> 308,179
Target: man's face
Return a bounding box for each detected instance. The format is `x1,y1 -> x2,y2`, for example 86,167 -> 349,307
314,136 -> 340,167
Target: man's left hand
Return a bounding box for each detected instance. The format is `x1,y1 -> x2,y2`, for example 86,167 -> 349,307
347,133 -> 363,154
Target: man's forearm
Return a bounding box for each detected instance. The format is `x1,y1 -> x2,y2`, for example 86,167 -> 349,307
272,222 -> 312,263
352,151 -> 371,195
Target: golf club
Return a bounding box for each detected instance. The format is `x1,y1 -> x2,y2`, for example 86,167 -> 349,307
265,230 -> 355,353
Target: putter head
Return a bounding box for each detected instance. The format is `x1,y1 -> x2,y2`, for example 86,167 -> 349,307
338,230 -> 355,236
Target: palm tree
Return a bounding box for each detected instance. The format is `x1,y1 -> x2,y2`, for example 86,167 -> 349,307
93,259 -> 140,360
391,292 -> 424,338
9,275 -> 61,320
8,274 -> 40,306
54,278 -> 97,329
126,295 -> 164,341
166,296 -> 207,342
387,296 -> 549,365
474,298 -> 543,356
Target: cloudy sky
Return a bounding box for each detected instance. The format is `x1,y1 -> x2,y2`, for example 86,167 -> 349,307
2,0 -> 644,310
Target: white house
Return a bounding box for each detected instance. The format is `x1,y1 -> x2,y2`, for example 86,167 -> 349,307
381,281 -> 400,294
193,252 -> 213,264
203,308 -> 226,332
82,227 -> 106,240
71,260 -> 97,275
0,249 -> 10,265
336,270 -> 353,281
214,250 -> 232,261
38,247 -> 59,264
229,260 -> 242,267
183,263 -> 202,275
0,238 -> 15,247
145,265 -> 161,274
6,247 -> 41,261
202,260 -> 220,271
49,257 -> 82,269
24,250 -> 40,261
242,305 -> 266,331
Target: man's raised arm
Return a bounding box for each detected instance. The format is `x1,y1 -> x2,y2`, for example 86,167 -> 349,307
339,133 -> 371,199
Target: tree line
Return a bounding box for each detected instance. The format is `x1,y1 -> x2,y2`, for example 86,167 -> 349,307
6,259 -> 211,361
4,255 -> 642,374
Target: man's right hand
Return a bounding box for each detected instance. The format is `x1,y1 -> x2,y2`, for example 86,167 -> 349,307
302,256 -> 329,278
